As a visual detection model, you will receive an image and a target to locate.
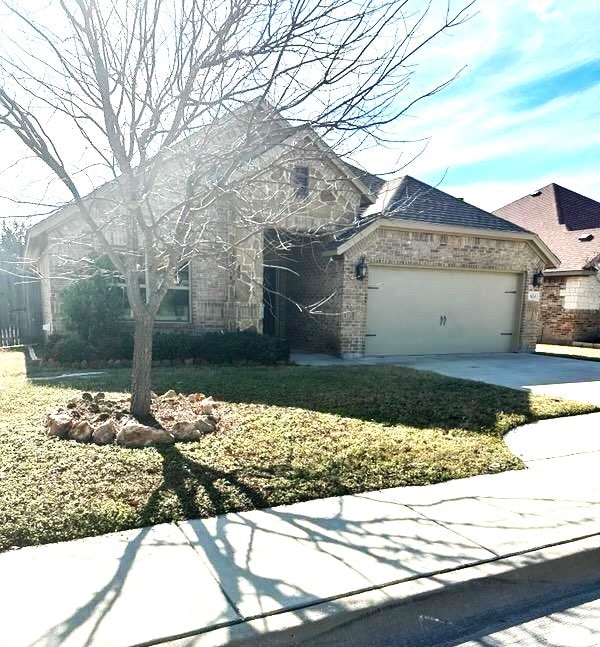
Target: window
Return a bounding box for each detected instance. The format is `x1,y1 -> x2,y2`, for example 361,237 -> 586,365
122,264 -> 190,322
293,165 -> 309,199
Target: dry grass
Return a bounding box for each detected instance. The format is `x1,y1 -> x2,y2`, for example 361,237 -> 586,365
1,349 -> 596,551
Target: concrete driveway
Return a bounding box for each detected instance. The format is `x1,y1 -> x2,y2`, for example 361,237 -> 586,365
292,352 -> 600,406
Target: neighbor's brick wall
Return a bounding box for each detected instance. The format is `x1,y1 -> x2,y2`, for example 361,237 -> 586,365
336,227 -> 546,357
540,275 -> 600,342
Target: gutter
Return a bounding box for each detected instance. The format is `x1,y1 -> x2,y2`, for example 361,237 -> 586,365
543,269 -> 596,277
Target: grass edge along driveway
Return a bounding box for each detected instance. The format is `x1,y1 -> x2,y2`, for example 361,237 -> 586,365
0,349 -> 596,551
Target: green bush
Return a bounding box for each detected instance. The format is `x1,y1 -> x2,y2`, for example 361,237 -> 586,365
61,258 -> 125,344
95,332 -> 134,360
47,333 -> 93,363
44,330 -> 289,365
199,331 -> 289,363
153,332 -> 195,360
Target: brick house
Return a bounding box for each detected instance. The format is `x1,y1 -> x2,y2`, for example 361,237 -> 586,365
25,119 -> 557,357
495,184 -> 600,343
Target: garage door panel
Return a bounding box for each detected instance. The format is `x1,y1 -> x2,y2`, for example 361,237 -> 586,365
366,267 -> 520,355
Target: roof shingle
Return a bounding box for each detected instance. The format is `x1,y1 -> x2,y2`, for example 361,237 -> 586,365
343,162 -> 387,195
325,174 -> 531,251
363,176 -> 528,233
494,184 -> 600,272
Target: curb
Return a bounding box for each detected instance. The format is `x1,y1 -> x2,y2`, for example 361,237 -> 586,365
157,533 -> 600,647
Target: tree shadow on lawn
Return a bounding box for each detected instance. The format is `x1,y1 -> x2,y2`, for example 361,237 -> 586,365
28,364 -> 565,435
139,444 -> 270,523
137,443 -> 354,524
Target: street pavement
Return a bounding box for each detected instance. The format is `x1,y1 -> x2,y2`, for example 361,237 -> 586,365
446,585 -> 600,647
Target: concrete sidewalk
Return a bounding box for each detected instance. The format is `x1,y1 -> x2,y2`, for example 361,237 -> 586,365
1,415 -> 599,647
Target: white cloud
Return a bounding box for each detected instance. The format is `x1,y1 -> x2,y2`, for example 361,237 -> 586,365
355,0 -> 600,212
528,0 -> 560,21
1,0 -> 598,221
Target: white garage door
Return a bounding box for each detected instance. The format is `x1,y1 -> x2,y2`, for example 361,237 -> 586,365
366,267 -> 521,355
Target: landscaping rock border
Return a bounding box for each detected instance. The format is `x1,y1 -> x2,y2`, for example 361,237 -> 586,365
45,390 -> 218,448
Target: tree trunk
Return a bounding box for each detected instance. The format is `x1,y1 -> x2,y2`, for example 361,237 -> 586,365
131,315 -> 154,420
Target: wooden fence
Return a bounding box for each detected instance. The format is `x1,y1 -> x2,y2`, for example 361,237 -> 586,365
0,326 -> 21,347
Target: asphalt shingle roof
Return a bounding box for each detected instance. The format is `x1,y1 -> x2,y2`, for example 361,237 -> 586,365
363,176 -> 528,233
343,162 -> 387,195
325,174 -> 530,252
494,183 -> 600,271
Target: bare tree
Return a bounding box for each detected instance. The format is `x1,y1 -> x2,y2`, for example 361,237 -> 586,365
0,0 -> 474,419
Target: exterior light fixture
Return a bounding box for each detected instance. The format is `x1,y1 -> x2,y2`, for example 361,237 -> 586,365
355,256 -> 368,280
532,270 -> 544,288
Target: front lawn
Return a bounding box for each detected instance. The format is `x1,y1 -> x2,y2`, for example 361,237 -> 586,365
0,350 -> 596,551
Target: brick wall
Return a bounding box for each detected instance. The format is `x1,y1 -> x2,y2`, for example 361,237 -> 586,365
540,275 -> 600,342
334,226 -> 546,357
36,147 -> 363,336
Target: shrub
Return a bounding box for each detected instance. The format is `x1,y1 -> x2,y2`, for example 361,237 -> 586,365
44,330 -> 289,365
95,332 -> 134,360
47,333 -> 93,363
198,331 -> 289,364
153,332 -> 195,361
61,258 -> 125,344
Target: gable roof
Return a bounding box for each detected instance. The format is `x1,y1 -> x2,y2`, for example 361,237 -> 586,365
343,162 -> 387,195
363,175 -> 528,233
494,183 -> 600,272
25,110 -> 376,258
324,175 -> 559,267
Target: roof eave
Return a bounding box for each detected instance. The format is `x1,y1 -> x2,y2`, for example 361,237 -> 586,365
543,268 -> 596,277
24,204 -> 77,260
306,135 -> 375,202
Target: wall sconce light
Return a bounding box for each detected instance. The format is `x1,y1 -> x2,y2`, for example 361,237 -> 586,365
532,270 -> 544,288
355,256 -> 368,280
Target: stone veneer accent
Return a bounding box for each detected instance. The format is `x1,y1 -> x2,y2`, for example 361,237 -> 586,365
36,144 -> 363,336
561,275 -> 600,310
334,226 -> 546,357
540,275 -> 600,343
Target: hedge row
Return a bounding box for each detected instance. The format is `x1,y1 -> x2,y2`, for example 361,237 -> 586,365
43,330 -> 289,365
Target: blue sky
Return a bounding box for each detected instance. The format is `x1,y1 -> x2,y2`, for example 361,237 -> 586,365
0,0 -> 598,219
358,0 -> 600,211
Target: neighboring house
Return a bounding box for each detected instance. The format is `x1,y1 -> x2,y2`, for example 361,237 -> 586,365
495,184 -> 600,343
25,117 -> 557,358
